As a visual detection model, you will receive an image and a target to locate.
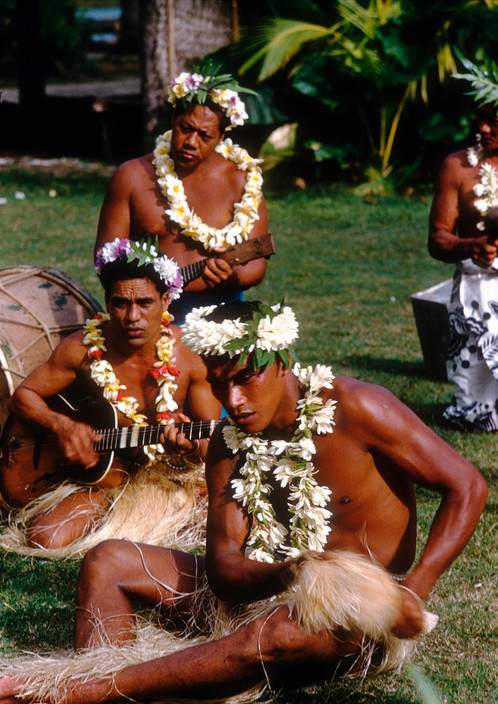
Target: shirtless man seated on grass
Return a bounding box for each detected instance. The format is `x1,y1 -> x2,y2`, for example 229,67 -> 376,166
0,301 -> 487,703
0,240 -> 220,554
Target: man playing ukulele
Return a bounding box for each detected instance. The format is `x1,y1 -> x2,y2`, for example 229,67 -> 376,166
94,68 -> 268,324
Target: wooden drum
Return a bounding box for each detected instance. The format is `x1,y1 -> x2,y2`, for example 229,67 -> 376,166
0,266 -> 102,429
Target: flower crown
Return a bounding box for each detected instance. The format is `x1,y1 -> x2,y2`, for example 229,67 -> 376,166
168,66 -> 256,129
95,237 -> 183,301
453,51 -> 498,109
183,301 -> 299,369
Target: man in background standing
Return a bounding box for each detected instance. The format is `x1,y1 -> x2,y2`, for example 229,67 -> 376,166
428,56 -> 498,431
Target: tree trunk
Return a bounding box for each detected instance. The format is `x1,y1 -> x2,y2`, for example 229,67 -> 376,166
15,0 -> 45,105
140,0 -> 170,149
139,0 -> 235,151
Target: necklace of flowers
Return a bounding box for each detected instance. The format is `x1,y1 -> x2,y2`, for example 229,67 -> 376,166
223,364 -> 336,564
153,130 -> 263,251
467,140 -> 498,231
82,312 -> 180,462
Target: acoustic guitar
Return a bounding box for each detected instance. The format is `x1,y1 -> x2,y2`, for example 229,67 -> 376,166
178,233 -> 276,286
0,396 -> 219,508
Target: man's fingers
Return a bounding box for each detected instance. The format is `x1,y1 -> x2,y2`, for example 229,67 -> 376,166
203,259 -> 232,286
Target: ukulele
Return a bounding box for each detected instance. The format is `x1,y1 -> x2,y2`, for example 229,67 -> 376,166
0,396 -> 219,508
178,233 -> 276,285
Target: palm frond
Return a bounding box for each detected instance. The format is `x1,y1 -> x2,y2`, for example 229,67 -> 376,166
240,18 -> 339,80
337,0 -> 379,38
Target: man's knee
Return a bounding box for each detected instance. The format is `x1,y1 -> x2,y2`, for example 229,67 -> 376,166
78,539 -> 126,595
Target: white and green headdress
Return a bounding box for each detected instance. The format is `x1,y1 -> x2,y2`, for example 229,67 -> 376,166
168,61 -> 256,129
183,300 -> 299,369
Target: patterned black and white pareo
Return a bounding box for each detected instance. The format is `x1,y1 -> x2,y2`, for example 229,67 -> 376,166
445,258 -> 498,431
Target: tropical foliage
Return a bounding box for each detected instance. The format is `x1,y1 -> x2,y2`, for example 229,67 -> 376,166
225,0 -> 498,188
0,0 -> 89,77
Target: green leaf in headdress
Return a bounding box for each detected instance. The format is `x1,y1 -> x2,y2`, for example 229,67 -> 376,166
453,50 -> 498,109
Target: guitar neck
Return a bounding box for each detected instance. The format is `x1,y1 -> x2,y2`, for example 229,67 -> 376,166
180,260 -> 207,287
178,234 -> 275,287
93,419 -> 218,453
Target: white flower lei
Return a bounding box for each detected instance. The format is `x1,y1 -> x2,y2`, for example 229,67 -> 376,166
467,142 -> 498,231
82,312 -> 179,462
223,364 -> 336,563
153,130 -> 263,250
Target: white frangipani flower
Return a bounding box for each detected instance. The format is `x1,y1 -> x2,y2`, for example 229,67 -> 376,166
468,146 -> 498,238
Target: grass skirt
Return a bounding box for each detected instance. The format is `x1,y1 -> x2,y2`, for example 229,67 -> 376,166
0,551 -> 438,703
0,462 -> 207,558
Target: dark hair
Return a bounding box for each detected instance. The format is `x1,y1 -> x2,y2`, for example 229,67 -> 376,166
172,99 -> 229,135
99,259 -> 168,296
203,300 -> 263,324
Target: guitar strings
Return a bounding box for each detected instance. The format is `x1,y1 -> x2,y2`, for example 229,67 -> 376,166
5,421 -> 220,454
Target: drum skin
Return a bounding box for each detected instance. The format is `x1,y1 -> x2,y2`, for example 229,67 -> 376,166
0,266 -> 102,430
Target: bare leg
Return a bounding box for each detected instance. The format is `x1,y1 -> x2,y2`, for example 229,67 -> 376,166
0,540 -> 361,704
74,539 -> 205,648
72,606 -> 358,703
27,488 -> 109,549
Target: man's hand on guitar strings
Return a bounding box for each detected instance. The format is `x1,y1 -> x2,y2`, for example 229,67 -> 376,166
160,413 -> 200,458
54,415 -> 100,469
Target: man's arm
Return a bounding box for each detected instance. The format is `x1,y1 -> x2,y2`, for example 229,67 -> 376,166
94,162 -> 135,259
8,335 -> 99,469
428,153 -> 497,266
204,427 -> 299,603
161,341 -> 221,461
348,381 -> 487,601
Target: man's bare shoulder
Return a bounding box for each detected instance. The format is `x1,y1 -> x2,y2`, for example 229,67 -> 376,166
18,330 -> 90,393
203,151 -> 246,188
331,375 -> 408,428
52,330 -> 90,369
437,149 -> 473,179
109,154 -> 155,189
172,325 -> 205,372
205,419 -> 238,484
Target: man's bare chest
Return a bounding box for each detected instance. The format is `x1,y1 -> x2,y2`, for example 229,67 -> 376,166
130,172 -> 243,236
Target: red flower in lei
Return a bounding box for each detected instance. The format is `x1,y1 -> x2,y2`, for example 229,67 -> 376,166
150,363 -> 181,380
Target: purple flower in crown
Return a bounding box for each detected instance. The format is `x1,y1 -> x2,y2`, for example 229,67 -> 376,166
186,73 -> 204,91
95,237 -> 133,274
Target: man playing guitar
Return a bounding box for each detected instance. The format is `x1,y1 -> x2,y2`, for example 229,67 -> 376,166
0,240 -> 221,554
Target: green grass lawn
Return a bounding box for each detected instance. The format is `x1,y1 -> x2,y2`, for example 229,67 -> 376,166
0,164 -> 496,703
